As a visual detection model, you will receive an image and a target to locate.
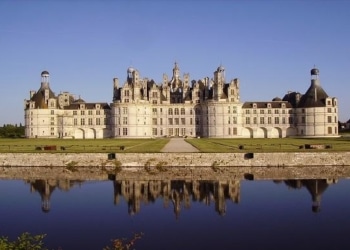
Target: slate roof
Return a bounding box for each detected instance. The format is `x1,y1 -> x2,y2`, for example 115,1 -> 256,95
30,85 -> 56,109
297,82 -> 329,108
63,103 -> 111,110
242,101 -> 292,109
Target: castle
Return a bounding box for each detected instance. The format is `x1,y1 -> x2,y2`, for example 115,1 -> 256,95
24,63 -> 339,139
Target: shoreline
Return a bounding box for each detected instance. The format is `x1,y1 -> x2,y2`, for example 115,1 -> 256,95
1,152 -> 350,168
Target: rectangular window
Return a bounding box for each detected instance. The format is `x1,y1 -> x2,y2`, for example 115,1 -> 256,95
268,117 -> 272,124
253,117 -> 257,124
152,118 -> 157,125
96,110 -> 100,115
123,107 -> 128,114
74,118 -> 77,125
160,118 -> 163,125
328,116 -> 332,123
274,117 -> 279,124
190,118 -> 193,125
233,117 -> 237,124
168,118 -> 173,125
51,110 -> 54,115
88,110 -> 92,115
289,117 -> 293,124
181,118 -> 185,125
181,108 -> 185,115
81,118 -> 85,125
245,117 -> 250,124
175,118 -> 179,125
282,117 -> 286,124
232,107 -> 237,114
123,128 -> 128,135
168,128 -> 173,136
175,108 -> 179,115
96,118 -> 100,125
152,128 -> 157,136
260,110 -> 264,114
88,118 -> 93,125
260,117 -> 264,124
123,117 -> 128,125
233,127 -> 237,135
152,108 -> 157,114
328,127 -> 332,134
245,110 -> 250,114
253,110 -> 257,114
152,92 -> 158,98
81,111 -> 85,115
274,109 -> 279,114
268,110 -> 272,114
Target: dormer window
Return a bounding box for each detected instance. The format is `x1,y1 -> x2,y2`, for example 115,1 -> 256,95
281,103 -> 285,108
252,103 -> 257,108
80,104 -> 85,109
96,104 -> 100,109
267,103 -> 271,108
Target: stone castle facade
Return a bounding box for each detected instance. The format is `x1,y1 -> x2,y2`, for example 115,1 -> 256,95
24,64 -> 338,139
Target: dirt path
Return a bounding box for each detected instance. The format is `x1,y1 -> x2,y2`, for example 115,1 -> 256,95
161,138 -> 199,152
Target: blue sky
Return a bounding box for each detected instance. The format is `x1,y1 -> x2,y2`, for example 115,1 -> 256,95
1,0 -> 349,125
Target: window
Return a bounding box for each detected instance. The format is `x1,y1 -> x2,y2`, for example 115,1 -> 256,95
253,117 -> 257,124
268,110 -> 272,114
268,117 -> 272,124
123,117 -> 128,125
88,118 -> 93,125
190,109 -> 193,115
81,118 -> 85,125
81,111 -> 85,115
96,118 -> 100,125
274,109 -> 279,114
152,92 -> 158,98
260,117 -> 264,124
245,117 -> 250,124
260,110 -> 264,114
51,110 -> 54,115
152,108 -> 157,114
160,118 -> 163,125
232,117 -> 237,124
168,118 -> 173,125
168,108 -> 173,115
181,108 -> 185,115
289,117 -> 293,124
282,117 -> 286,124
74,118 -> 77,125
328,116 -> 332,123
175,108 -> 179,115
152,118 -> 157,125
253,110 -> 257,114
190,118 -> 193,125
175,118 -> 179,125
233,127 -> 237,135
274,117 -> 279,124
168,128 -> 173,136
181,118 -> 185,125
335,116 -> 337,123
125,90 -> 129,97
245,110 -> 250,114
328,127 -> 332,134
152,128 -> 157,136
123,107 -> 128,114
282,110 -> 285,114
152,100 -> 157,104
232,107 -> 237,114
123,128 -> 128,135
96,110 -> 100,115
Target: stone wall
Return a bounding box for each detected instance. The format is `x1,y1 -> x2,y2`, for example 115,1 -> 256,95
0,152 -> 350,167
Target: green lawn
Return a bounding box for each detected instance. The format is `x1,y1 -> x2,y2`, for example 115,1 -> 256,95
0,138 -> 170,153
185,137 -> 350,153
1,137 -> 350,153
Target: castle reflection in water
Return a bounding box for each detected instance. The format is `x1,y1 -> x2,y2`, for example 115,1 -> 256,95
26,177 -> 338,216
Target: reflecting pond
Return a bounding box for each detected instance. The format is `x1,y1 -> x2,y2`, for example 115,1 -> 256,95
1,168 -> 350,250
